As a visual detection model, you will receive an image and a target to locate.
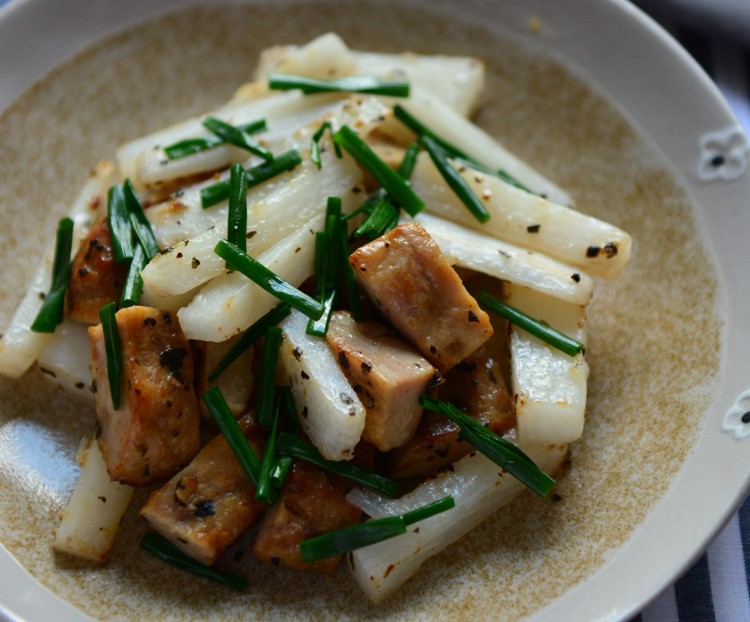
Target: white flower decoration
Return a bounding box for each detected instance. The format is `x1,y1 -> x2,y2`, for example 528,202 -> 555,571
697,126 -> 750,182
722,389 -> 750,440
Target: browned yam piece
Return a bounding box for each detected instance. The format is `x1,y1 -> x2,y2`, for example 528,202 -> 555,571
193,337 -> 254,424
140,414 -> 266,566
349,223 -> 493,373
386,347 -> 515,479
252,460 -> 361,574
325,310 -> 437,451
88,306 -> 201,487
67,218 -> 128,324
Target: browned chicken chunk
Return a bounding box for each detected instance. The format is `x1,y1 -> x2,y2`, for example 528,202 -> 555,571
349,223 -> 493,372
88,306 -> 201,486
252,459 -> 361,574
67,218 -> 127,324
325,311 -> 437,451
386,347 -> 515,479
140,414 -> 266,566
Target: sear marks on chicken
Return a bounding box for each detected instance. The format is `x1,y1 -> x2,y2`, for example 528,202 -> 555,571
325,310 -> 437,452
386,346 -> 515,479
252,459 -> 362,574
349,223 -> 493,373
88,305 -> 201,486
67,218 -> 128,324
140,414 -> 266,566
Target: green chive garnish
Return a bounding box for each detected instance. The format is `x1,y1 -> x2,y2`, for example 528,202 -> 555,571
107,185 -> 134,263
256,326 -> 282,427
214,239 -> 324,321
256,395 -> 282,504
123,179 -> 160,259
120,243 -> 147,308
352,191 -> 399,239
396,141 -> 420,180
299,495 -> 454,562
333,125 -> 424,217
30,217 -> 74,333
268,74 -> 409,98
203,386 -> 261,486
306,197 -> 342,336
164,118 -> 266,160
419,395 -> 556,497
200,149 -> 303,209
201,116 -> 273,162
310,121 -> 343,168
276,433 -> 398,497
140,532 -> 247,591
475,291 -> 585,357
207,303 -> 291,383
278,386 -> 300,435
421,135 -> 490,224
393,105 -> 533,193
227,163 -> 248,253
99,302 -> 122,410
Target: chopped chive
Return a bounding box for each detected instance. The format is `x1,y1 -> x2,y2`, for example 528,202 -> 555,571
276,433 -> 398,497
227,163 -> 248,253
333,125 -> 424,217
140,532 -> 247,591
123,179 -> 160,259
402,496 -> 456,526
307,198 -> 342,336
214,239 -> 324,321
277,386 -> 300,436
268,73 -> 409,98
419,395 -> 556,497
207,303 -> 291,383
475,291 -> 585,357
107,185 -> 134,263
200,149 -> 303,208
311,121 -> 342,168
202,116 -> 273,162
306,289 -> 336,337
337,214 -> 364,322
164,119 -> 266,160
421,135 -> 490,224
256,395 -> 282,504
256,326 -> 282,427
300,516 -> 406,562
299,495 -> 454,562
203,386 -> 261,486
30,217 -> 74,333
99,302 -> 122,410
120,243 -> 147,308
396,141 -> 420,180
353,192 -> 399,239
270,455 -> 294,490
393,105 -> 534,193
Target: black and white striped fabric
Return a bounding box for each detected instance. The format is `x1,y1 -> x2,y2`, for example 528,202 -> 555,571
632,4 -> 750,620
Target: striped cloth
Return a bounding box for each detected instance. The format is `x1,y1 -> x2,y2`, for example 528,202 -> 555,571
631,7 -> 750,622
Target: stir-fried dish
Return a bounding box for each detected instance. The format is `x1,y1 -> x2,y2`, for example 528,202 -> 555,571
0,33 -> 632,602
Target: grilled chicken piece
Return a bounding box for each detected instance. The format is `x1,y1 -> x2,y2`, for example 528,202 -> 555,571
252,459 -> 361,574
88,306 -> 201,486
386,347 -> 515,479
349,223 -> 493,373
140,414 -> 266,566
193,336 -> 254,424
67,218 -> 128,324
325,311 -> 437,451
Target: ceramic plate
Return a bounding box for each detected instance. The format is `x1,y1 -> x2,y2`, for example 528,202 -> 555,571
1,1 -> 749,620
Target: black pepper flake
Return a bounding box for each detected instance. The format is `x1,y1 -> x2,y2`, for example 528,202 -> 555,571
360,361 -> 372,375
91,380 -> 98,393
294,247 -> 302,254
434,448 -> 449,458
176,252 -> 183,259
551,493 -> 562,503
302,406 -> 308,419
38,292 -> 46,301
429,345 -> 437,354
98,495 -> 107,503
602,242 -> 618,258
247,231 -> 257,239
143,317 -> 157,327
75,382 -> 85,390
526,224 -> 541,233
191,257 -> 201,269
195,500 -> 216,517
571,272 -> 581,283
292,347 -> 302,361
78,267 -> 90,277
352,384 -> 363,393
39,367 -> 56,378
161,312 -> 172,324
467,309 -> 479,323
159,346 -> 186,378
340,393 -> 354,405
301,370 -> 310,380
742,412 -> 750,424
711,154 -> 726,168
586,245 -> 601,258
338,351 -> 349,369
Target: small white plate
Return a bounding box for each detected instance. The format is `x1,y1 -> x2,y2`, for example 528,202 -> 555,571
0,1 -> 748,621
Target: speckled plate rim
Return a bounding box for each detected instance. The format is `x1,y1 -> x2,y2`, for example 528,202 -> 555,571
1,1 -> 749,621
